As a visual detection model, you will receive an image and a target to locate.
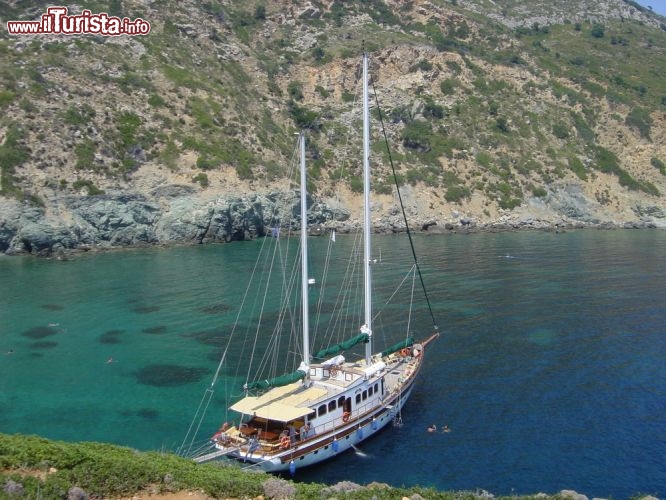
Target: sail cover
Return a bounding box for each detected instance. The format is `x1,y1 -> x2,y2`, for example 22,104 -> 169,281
243,369 -> 306,392
380,337 -> 414,357
312,333 -> 370,360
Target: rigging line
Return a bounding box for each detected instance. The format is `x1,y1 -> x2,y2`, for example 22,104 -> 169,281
370,74 -> 439,332
372,263 -> 417,322
311,233 -> 334,348
245,135 -> 304,384
406,265 -> 417,341
178,386 -> 214,456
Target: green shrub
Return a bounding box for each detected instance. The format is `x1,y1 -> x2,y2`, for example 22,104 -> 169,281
476,151 -> 492,169
651,157 -> 665,175
402,120 -> 432,151
590,23 -> 605,38
444,185 -> 471,203
117,112 -> 141,147
440,78 -> 456,95
192,173 -> 209,188
552,122 -> 569,139
288,101 -> 319,130
625,107 -> 652,140
531,186 -> 547,198
568,156 -> 587,180
147,93 -> 166,107
72,179 -> 104,195
75,139 -> 96,170
341,90 -> 355,103
0,90 -> 15,108
287,81 -> 304,101
315,85 -> 329,98
64,104 -> 96,126
0,122 -> 29,195
423,100 -> 445,119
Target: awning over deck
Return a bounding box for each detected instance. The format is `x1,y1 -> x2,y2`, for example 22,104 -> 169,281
230,383 -> 326,422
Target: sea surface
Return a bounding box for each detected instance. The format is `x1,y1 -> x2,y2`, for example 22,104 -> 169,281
1,230 -> 665,499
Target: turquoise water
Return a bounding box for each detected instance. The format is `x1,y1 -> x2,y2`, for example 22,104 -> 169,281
1,231 -> 665,498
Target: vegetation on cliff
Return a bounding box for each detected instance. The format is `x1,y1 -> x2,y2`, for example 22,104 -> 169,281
0,433 -> 593,499
1,0 -> 665,246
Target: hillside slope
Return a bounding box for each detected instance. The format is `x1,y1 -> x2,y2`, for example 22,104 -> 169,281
1,0 -> 665,255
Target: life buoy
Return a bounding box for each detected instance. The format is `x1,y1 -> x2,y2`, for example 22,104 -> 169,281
400,347 -> 410,357
342,411 -> 351,423
280,435 -> 291,449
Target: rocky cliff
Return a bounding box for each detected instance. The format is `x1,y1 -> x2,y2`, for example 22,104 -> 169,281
1,0 -> 665,255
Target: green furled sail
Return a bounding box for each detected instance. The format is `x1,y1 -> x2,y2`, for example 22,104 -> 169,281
244,369 -> 306,391
312,333 -> 370,360
380,337 -> 414,357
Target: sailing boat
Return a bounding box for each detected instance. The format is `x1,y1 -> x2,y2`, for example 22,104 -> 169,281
185,53 -> 439,473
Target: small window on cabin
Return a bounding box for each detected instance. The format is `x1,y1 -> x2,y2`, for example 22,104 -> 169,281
328,400 -> 336,412
362,390 -> 367,400
318,404 -> 327,416
368,385 -> 374,396
338,396 -> 346,407
355,394 -> 361,404
375,382 -> 379,393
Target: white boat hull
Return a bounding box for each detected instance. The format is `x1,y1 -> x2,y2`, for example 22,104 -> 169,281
213,378 -> 417,473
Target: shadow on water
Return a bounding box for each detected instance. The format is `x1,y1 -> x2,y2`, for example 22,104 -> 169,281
99,330 -> 124,344
40,304 -> 64,311
142,325 -> 167,335
120,408 -> 160,420
30,341 -> 58,349
21,326 -> 58,339
198,303 -> 232,315
134,364 -> 210,387
183,329 -> 228,348
132,305 -> 161,314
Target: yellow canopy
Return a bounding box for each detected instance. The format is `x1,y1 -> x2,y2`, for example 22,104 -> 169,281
253,402 -> 315,422
230,382 -> 301,414
229,383 -> 327,422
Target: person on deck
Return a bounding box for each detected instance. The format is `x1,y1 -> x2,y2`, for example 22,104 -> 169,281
288,422 -> 297,444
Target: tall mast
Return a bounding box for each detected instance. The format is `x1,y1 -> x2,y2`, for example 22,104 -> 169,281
300,132 -> 310,366
362,52 -> 373,364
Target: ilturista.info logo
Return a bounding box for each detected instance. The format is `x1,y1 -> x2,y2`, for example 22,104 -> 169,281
6,6 -> 151,36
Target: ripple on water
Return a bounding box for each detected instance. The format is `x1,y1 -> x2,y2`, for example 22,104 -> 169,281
132,306 -> 160,314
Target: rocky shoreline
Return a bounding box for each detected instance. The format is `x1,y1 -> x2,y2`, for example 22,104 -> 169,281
0,188 -> 662,258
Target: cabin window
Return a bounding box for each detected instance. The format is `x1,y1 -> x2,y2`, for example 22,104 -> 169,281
318,404 -> 327,416
328,400 -> 336,412
362,390 -> 367,400
368,385 -> 374,396
355,394 -> 361,404
337,396 -> 346,407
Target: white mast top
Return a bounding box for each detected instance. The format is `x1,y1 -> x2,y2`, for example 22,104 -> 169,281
362,53 -> 373,364
300,133 -> 311,367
